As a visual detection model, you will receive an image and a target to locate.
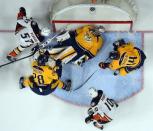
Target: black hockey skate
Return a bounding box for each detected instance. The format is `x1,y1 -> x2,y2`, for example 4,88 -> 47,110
7,55 -> 17,62
93,122 -> 104,130
63,80 -> 71,91
19,77 -> 26,89
85,115 -> 93,124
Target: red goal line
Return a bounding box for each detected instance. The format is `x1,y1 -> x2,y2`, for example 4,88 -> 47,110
50,20 -> 133,32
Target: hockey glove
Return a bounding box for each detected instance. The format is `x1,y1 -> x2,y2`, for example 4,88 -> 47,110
113,39 -> 126,51
56,59 -> 62,67
99,62 -> 110,69
31,45 -> 40,54
88,108 -> 95,115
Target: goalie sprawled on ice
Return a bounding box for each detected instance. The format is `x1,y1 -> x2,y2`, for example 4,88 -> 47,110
47,25 -> 105,65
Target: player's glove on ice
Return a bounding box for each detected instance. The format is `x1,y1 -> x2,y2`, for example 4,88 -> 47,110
99,62 -> 109,69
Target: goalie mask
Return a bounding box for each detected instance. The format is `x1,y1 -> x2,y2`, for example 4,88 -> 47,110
90,26 -> 105,36
109,51 -> 120,60
88,87 -> 98,98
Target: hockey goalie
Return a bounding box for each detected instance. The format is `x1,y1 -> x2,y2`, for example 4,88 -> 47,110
99,39 -> 146,76
47,25 -> 104,65
7,7 -> 50,61
85,88 -> 119,130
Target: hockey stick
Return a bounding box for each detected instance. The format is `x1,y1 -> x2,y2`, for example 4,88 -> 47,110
39,33 -> 60,49
39,24 -> 70,49
0,26 -> 69,68
73,70 -> 98,91
0,51 -> 35,68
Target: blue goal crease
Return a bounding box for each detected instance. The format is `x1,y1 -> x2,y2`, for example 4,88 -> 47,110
50,32 -> 143,106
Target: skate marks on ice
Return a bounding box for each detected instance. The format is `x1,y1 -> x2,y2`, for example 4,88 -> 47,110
52,32 -> 143,106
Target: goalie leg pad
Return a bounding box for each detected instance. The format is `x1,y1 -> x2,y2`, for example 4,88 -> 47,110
49,47 -> 66,55
51,46 -> 77,64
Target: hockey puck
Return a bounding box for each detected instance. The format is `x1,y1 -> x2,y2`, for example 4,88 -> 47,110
90,7 -> 96,12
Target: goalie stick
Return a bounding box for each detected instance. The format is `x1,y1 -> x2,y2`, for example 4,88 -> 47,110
73,70 -> 98,91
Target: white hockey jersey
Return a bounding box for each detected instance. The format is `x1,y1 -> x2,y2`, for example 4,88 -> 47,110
15,17 -> 42,47
88,90 -> 119,125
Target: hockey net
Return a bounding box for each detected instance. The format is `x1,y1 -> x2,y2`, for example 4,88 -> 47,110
50,0 -> 138,32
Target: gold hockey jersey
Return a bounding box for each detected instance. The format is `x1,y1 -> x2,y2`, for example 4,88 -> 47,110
109,43 -> 142,76
23,60 -> 64,89
75,25 -> 103,56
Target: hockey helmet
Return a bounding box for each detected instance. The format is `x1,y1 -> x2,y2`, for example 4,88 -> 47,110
88,87 -> 98,98
37,53 -> 49,66
41,27 -> 51,37
109,51 -> 120,60
19,7 -> 26,16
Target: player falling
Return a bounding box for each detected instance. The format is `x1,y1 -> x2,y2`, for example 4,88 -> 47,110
85,88 -> 118,130
99,39 -> 146,76
7,7 -> 50,61
47,25 -> 105,66
19,51 -> 71,95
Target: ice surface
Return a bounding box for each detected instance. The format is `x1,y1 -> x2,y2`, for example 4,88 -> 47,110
0,0 -> 153,131
53,32 -> 143,105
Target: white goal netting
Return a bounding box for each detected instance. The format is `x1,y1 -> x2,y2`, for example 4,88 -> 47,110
50,0 -> 138,32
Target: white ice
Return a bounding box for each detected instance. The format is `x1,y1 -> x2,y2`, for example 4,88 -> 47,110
0,0 -> 153,131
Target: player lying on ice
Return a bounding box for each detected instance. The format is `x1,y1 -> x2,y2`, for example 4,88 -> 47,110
99,39 -> 146,76
85,88 -> 118,130
7,7 -> 51,61
19,50 -> 71,95
47,25 -> 105,66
